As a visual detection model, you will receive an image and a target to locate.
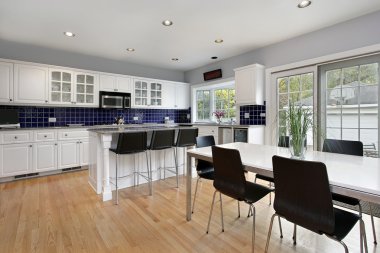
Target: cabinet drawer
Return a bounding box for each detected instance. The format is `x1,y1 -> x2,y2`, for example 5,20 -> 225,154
34,130 -> 57,142
197,126 -> 218,135
58,130 -> 89,140
2,131 -> 33,144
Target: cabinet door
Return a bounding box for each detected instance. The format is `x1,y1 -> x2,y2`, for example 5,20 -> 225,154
175,84 -> 190,109
1,143 -> 33,177
162,82 -> 176,108
0,62 -> 13,103
58,141 -> 80,169
116,76 -> 132,93
34,142 -> 58,172
234,64 -> 264,105
75,72 -> 98,106
14,64 -> 48,104
49,68 -> 74,105
149,82 -> 163,107
99,74 -> 116,92
80,139 -> 89,166
133,79 -> 149,107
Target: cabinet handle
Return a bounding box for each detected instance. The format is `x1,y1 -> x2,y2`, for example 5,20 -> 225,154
65,134 -> 68,137
55,143 -> 58,146
14,136 -> 18,139
9,99 -> 12,102
44,135 -> 47,138
29,145 -> 33,148
45,100 -> 48,103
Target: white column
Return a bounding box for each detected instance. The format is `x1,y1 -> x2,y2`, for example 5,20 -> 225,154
101,134 -> 113,201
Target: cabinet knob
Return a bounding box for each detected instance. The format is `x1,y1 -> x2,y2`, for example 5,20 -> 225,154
55,143 -> 58,146
44,135 -> 47,138
65,134 -> 68,137
29,145 -> 33,148
9,99 -> 12,102
45,100 -> 48,103
14,136 -> 18,139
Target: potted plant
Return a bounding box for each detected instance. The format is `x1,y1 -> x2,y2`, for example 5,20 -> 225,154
213,110 -> 225,124
286,102 -> 313,159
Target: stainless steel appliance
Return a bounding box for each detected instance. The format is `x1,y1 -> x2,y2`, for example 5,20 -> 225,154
99,91 -> 131,109
0,109 -> 20,128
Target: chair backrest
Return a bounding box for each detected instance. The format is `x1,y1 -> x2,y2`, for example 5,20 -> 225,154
211,146 -> 246,200
150,129 -> 175,150
196,135 -> 215,172
176,128 -> 199,147
196,135 -> 215,148
278,136 -> 289,147
272,156 -> 335,235
116,132 -> 147,154
322,139 -> 363,156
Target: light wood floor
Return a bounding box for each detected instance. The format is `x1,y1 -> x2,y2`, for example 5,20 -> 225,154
0,170 -> 379,253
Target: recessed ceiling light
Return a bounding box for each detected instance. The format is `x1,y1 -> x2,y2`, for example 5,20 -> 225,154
126,48 -> 135,52
63,31 -> 75,37
297,0 -> 312,8
214,39 -> 224,44
211,56 -> 218,60
171,58 -> 179,61
162,20 -> 173,26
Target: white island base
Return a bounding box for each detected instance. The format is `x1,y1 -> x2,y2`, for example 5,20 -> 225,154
88,131 -> 188,201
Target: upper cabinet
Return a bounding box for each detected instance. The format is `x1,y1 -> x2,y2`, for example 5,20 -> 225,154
14,64 -> 49,104
49,68 -> 98,106
0,62 -> 13,103
99,74 -> 132,93
175,83 -> 190,109
234,64 -> 265,105
133,79 -> 164,107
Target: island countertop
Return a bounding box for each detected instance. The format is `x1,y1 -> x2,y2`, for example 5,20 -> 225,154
87,125 -> 197,134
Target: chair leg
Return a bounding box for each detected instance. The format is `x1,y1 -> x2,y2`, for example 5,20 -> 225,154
247,206 -> 251,217
174,147 -> 179,188
360,219 -> 368,253
191,177 -> 200,214
145,151 -> 152,196
206,190 -> 217,234
163,149 -> 166,180
278,216 -> 283,239
369,204 -> 377,244
265,214 -> 277,253
251,205 -> 256,253
269,182 -> 272,205
326,235 -> 349,253
219,192 -> 224,232
237,201 -> 240,218
115,154 -> 119,205
133,154 -> 136,187
293,224 -> 297,245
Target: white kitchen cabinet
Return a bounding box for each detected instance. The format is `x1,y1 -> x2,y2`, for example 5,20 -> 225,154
75,72 -> 98,106
80,139 -> 89,166
175,83 -> 190,109
49,68 -> 74,105
133,79 -> 149,107
58,140 -> 80,169
162,82 -> 176,108
34,142 -> 58,172
0,61 -> 13,103
99,74 -> 132,93
197,126 -> 219,144
14,64 -> 49,104
1,143 -> 33,176
234,64 -> 265,105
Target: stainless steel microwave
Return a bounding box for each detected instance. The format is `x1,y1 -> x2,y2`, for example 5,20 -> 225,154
99,91 -> 131,109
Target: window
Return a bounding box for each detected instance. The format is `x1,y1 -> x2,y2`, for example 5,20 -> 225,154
214,88 -> 236,120
196,90 -> 210,121
320,55 -> 380,157
275,68 -> 314,146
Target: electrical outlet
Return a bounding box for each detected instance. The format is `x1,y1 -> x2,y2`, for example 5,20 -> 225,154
164,117 -> 169,120
244,113 -> 250,119
186,114 -> 190,119
260,113 -> 266,117
48,118 -> 56,123
133,116 -> 139,121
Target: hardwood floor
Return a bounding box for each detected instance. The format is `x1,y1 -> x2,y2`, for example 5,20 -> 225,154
0,170 -> 378,253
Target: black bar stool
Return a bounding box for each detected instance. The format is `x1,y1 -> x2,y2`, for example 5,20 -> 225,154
175,128 -> 198,179
109,131 -> 150,205
149,129 -> 177,188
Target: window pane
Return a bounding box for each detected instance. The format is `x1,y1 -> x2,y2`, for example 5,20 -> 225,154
289,92 -> 301,104
327,88 -> 341,105
278,110 -> 287,127
300,91 -> 313,105
342,66 -> 359,86
360,63 -> 379,85
342,106 -> 358,128
342,128 -> 359,141
278,77 -> 288,93
301,73 -> 313,91
361,129 -> 378,150
326,128 -> 341,139
278,94 -> 288,109
326,69 -> 341,89
289,75 -> 300,92
341,87 -> 357,105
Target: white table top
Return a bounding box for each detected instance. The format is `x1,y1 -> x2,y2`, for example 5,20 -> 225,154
187,142 -> 380,204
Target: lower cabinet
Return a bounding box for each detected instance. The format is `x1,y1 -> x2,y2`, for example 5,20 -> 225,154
58,140 -> 80,169
1,143 -> 33,177
80,139 -> 89,166
34,142 -> 58,172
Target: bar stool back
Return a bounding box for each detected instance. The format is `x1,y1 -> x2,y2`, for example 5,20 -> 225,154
175,128 -> 199,177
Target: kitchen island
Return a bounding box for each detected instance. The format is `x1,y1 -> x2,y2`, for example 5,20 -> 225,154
88,125 -> 197,201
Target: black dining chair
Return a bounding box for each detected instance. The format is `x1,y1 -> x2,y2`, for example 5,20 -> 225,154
207,146 -> 273,253
322,138 -> 376,244
175,128 -> 198,179
109,132 -> 150,204
192,135 -> 215,214
265,155 -> 368,253
149,129 -> 177,188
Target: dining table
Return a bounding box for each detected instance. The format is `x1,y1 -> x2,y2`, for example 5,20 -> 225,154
185,142 -> 380,221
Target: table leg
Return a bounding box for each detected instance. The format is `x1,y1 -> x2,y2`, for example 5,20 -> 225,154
186,153 -> 192,221
101,134 -> 113,201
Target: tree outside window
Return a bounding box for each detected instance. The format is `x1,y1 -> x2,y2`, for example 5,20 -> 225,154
214,88 -> 236,121
196,90 -> 210,121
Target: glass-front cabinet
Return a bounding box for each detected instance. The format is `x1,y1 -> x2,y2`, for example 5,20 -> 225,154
49,68 -> 98,106
133,79 -> 163,107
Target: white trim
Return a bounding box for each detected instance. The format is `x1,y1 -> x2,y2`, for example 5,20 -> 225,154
265,43 -> 380,145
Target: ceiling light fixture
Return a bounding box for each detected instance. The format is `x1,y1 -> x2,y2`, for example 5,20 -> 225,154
126,48 -> 135,52
214,39 -> 224,44
162,20 -> 173,26
211,56 -> 218,60
63,31 -> 75,37
297,0 -> 312,8
171,58 -> 179,61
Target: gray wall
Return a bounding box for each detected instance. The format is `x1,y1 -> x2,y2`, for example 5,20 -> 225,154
185,11 -> 380,84
0,39 -> 185,82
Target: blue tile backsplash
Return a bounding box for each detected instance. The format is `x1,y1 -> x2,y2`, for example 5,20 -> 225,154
239,103 -> 266,125
0,105 -> 191,128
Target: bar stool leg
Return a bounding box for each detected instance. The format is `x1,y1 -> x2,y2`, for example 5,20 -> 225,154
174,147 -> 179,188
115,154 -> 119,205
145,151 -> 152,196
133,154 -> 136,187
163,149 -> 166,180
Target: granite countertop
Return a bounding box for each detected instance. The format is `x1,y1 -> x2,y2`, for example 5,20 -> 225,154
88,125 -> 197,134
179,123 -> 263,128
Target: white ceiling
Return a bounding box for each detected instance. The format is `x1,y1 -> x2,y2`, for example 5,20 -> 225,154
1,0 -> 380,71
